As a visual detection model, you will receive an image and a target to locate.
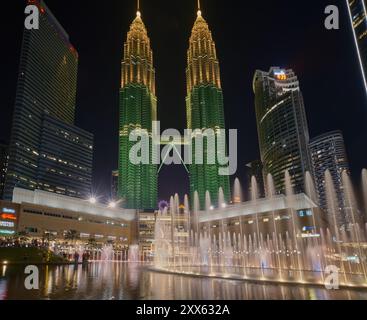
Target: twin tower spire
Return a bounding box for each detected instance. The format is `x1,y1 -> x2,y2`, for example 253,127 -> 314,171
118,1 -> 230,210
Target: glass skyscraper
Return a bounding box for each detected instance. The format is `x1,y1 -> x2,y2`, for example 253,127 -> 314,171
36,114 -> 93,198
309,131 -> 350,226
185,7 -> 230,209
347,0 -> 367,93
253,68 -> 312,195
4,0 -> 93,200
118,9 -> 158,210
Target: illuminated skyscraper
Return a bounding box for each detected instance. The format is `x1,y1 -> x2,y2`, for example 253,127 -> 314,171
347,0 -> 367,94
309,131 -> 350,226
253,68 -> 312,194
4,0 -> 93,200
118,5 -> 158,209
185,3 -> 230,209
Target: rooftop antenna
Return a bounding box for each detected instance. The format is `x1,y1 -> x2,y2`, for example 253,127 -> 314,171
137,0 -> 141,17
197,0 -> 202,16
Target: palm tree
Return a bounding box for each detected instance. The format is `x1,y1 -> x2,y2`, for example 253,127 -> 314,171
64,230 -> 80,244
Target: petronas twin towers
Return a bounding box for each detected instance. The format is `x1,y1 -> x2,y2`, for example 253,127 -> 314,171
118,2 -> 230,210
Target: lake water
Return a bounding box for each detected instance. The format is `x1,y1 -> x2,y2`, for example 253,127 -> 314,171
1,262 -> 367,300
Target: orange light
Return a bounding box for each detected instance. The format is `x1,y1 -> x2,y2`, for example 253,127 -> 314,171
234,196 -> 241,203
276,74 -> 287,81
1,214 -> 17,221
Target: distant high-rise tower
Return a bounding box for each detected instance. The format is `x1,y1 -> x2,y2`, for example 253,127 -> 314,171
309,131 -> 350,225
4,0 -> 93,200
347,0 -> 367,94
111,170 -> 119,200
118,5 -> 158,209
0,142 -> 8,199
253,68 -> 312,194
186,3 -> 230,209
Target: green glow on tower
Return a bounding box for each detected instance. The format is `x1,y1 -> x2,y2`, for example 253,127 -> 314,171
118,11 -> 158,209
186,9 -> 230,209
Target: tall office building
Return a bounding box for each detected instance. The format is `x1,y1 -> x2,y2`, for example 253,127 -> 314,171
118,6 -> 158,210
347,0 -> 367,93
186,4 -> 230,209
4,0 -> 93,200
37,115 -> 93,198
253,68 -> 312,194
0,143 -> 8,199
309,131 -> 350,226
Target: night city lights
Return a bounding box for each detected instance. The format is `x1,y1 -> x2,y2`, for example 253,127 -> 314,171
1,0 -> 367,315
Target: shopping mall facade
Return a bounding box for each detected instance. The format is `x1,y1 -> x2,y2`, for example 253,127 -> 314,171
0,188 -> 137,245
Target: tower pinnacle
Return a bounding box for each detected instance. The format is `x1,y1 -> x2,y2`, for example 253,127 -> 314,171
137,0 -> 141,17
197,0 -> 202,16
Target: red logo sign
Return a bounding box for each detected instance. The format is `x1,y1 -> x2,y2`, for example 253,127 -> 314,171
0,214 -> 17,221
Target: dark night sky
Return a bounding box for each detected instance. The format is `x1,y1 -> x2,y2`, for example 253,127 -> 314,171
1,0 -> 367,203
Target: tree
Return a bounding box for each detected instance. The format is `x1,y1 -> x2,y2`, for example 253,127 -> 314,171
64,230 -> 80,244
87,237 -> 98,249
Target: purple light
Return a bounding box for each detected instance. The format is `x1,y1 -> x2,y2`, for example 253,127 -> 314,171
158,200 -> 169,211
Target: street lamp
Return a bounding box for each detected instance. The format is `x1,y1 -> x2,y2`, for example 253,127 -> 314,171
108,201 -> 116,208
89,197 -> 97,204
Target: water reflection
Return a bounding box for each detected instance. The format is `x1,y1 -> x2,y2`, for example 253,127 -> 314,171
0,262 -> 366,300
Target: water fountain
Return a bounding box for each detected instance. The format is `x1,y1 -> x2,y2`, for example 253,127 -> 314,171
153,170 -> 367,288
101,245 -> 114,261
128,244 -> 140,262
233,178 -> 243,204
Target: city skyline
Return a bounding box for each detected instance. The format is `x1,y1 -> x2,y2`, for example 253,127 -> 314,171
1,0 -> 367,304
1,0 -> 367,203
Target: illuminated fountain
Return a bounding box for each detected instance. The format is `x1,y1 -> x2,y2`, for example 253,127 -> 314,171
153,170 -> 367,288
128,244 -> 140,262
101,245 -> 114,261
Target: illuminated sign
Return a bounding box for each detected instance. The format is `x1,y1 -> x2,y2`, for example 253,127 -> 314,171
301,233 -> 320,238
0,214 -> 17,221
0,221 -> 15,228
2,208 -> 15,214
0,230 -> 15,235
298,210 -> 313,217
274,70 -> 287,80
